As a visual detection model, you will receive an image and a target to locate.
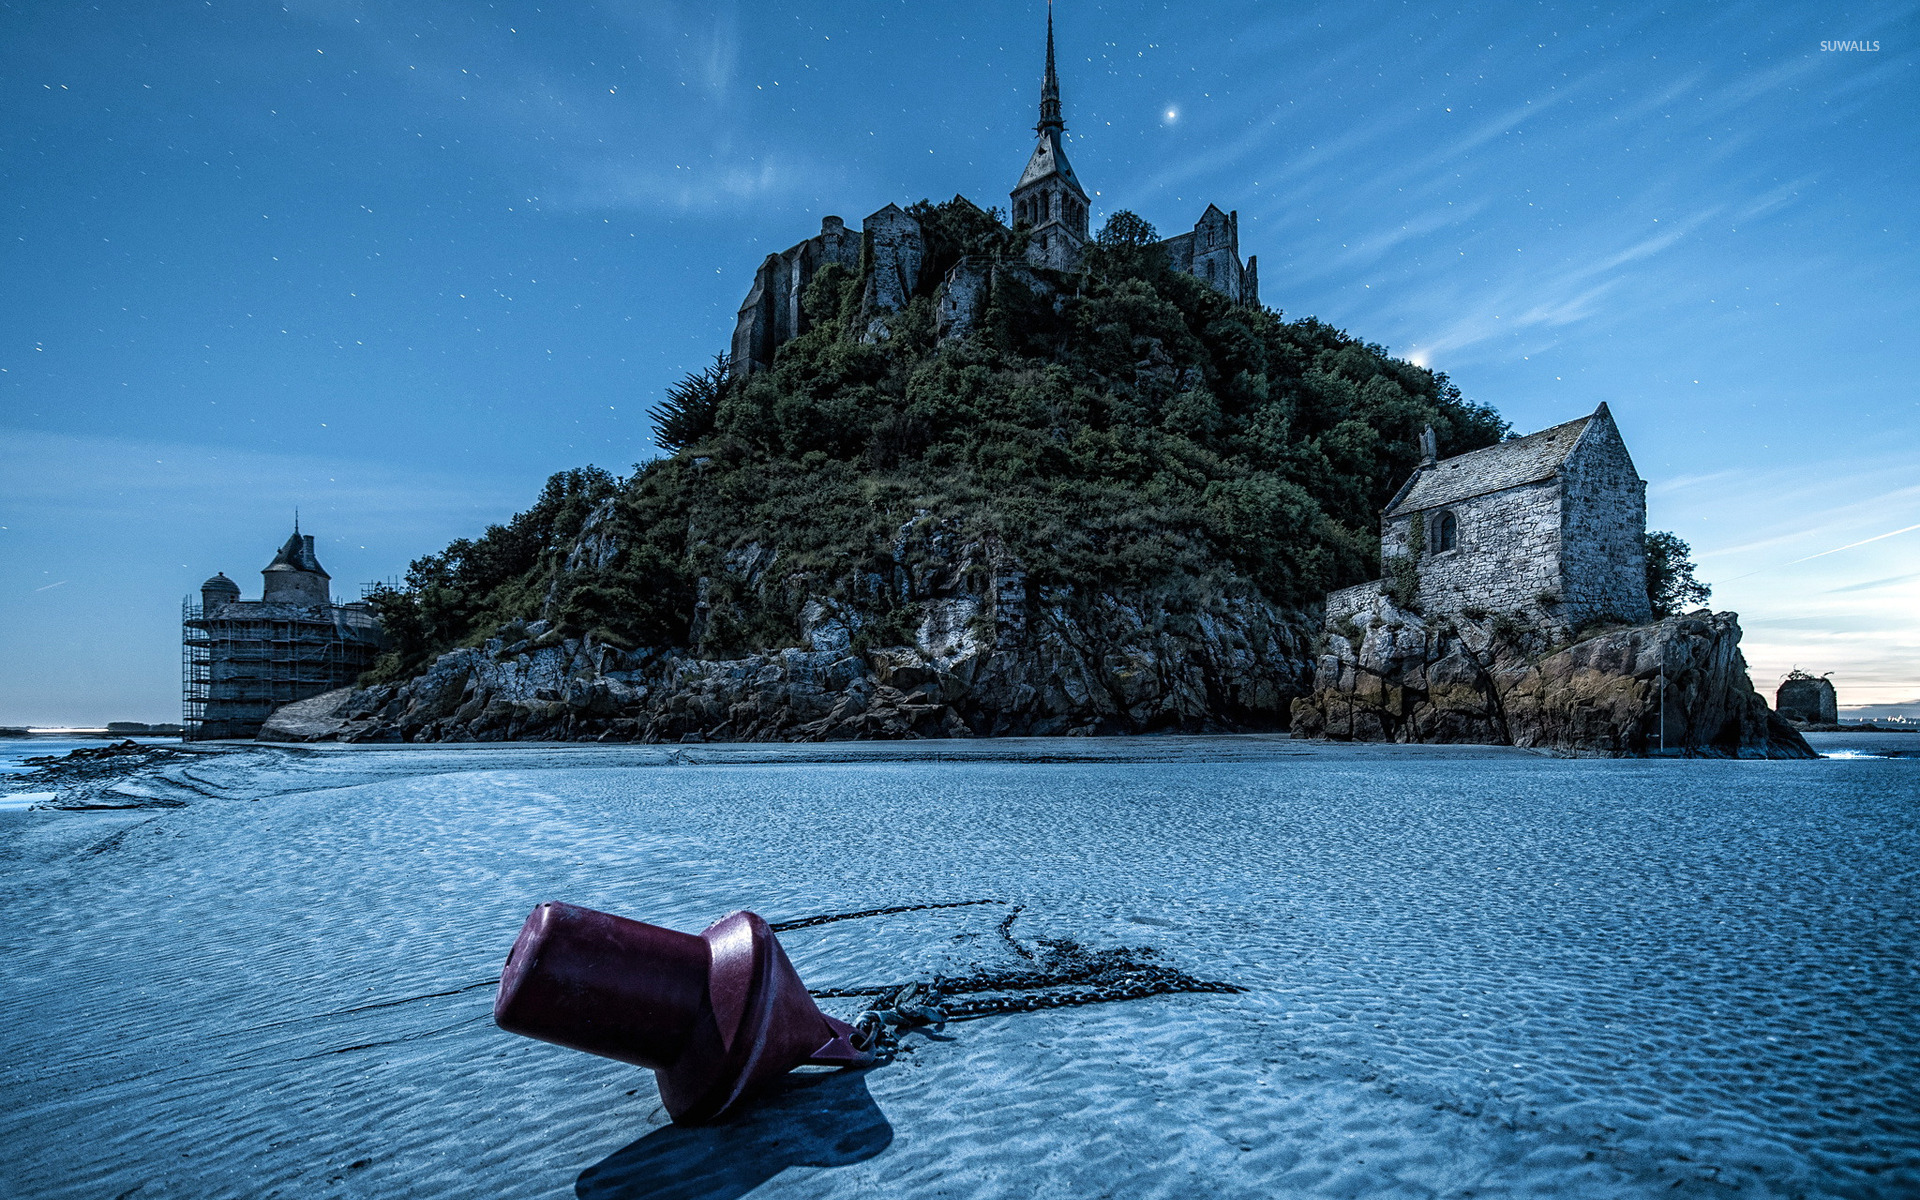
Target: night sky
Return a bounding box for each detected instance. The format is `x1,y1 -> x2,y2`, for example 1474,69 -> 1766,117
2,0 -> 1914,725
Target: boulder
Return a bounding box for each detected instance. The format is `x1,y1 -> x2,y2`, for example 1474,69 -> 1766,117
257,688 -> 356,743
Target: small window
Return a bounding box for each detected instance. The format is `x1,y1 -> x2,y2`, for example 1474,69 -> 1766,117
1432,511 -> 1458,553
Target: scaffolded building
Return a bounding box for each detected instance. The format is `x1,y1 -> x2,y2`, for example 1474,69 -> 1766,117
182,526 -> 385,740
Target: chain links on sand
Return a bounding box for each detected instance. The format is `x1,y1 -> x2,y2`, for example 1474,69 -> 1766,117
767,898 -> 1004,933
793,902 -> 1243,1056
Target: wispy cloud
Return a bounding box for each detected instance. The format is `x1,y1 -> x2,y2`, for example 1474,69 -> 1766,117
1649,450 -> 1920,703
1786,522 -> 1920,565
1648,470 -> 1742,496
0,429 -> 518,535
277,0 -> 823,213
1828,572 -> 1920,595
1698,480 -> 1920,560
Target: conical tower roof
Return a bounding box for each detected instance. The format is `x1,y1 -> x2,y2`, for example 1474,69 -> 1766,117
263,527 -> 329,578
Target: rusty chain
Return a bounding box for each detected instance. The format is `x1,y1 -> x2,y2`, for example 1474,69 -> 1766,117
793,902 -> 1242,1056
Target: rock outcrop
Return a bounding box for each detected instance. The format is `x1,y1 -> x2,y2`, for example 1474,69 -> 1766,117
1291,588 -> 1813,758
257,688 -> 356,743
277,521 -> 1315,745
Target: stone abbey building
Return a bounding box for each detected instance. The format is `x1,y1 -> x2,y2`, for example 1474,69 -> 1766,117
1326,404 -> 1653,634
729,10 -> 1258,375
182,525 -> 385,740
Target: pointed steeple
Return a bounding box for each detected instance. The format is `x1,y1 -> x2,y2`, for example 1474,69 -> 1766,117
1037,4 -> 1063,136
1011,3 -> 1088,269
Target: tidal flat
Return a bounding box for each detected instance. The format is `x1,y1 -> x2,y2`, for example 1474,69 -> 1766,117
1,733 -> 1913,1199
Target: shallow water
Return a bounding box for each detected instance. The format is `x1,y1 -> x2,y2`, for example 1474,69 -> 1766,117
0,737 -> 182,809
0,737 -> 1912,1198
0,735 -> 180,775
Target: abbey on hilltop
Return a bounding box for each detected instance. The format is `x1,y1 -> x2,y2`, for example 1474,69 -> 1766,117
730,10 -> 1258,375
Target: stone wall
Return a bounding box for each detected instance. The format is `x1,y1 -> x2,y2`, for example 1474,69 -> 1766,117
1158,205 -> 1257,305
935,257 -> 1057,343
731,196 -> 1264,373
858,203 -> 924,337
1023,221 -> 1086,273
729,215 -> 862,375
1369,406 -> 1649,635
1776,675 -> 1837,724
1384,479 -> 1562,622
1558,416 -> 1651,625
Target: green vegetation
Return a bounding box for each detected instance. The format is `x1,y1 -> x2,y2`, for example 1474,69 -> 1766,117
1384,513 -> 1426,609
1645,530 -> 1711,618
366,202 -> 1506,681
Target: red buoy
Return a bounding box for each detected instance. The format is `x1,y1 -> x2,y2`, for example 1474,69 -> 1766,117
493,902 -> 871,1124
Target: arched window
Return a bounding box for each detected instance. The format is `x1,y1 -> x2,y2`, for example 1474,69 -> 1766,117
1432,511 -> 1458,553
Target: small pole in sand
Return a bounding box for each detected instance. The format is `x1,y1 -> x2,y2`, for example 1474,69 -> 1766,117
1658,661 -> 1666,754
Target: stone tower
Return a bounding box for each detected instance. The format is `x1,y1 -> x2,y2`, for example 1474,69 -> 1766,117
261,523 -> 333,607
199,572 -> 240,613
1775,672 -> 1837,724
1010,8 -> 1089,272
183,522 -> 385,740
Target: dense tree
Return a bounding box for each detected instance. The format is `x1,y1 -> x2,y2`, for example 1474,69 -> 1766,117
370,199 -> 1509,678
363,467 -> 621,679
647,355 -> 730,453
1645,530 -> 1712,618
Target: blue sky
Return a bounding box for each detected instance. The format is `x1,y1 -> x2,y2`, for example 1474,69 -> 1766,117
2,0 -> 1915,725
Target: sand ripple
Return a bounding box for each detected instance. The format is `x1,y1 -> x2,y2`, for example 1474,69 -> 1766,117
1,741 -> 1913,1197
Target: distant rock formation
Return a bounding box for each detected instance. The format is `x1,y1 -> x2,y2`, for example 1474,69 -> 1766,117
1290,590 -> 1813,758
1775,671 -> 1838,725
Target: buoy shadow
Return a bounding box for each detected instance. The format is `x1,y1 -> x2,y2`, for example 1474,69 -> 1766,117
575,1068 -> 893,1200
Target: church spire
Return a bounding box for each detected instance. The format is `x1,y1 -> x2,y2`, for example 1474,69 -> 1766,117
1037,4 -> 1063,136
1011,2 -> 1088,270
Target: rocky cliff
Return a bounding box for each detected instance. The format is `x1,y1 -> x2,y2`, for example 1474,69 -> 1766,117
298,203 -> 1552,750
282,519 -> 1314,744
1289,586 -> 1812,758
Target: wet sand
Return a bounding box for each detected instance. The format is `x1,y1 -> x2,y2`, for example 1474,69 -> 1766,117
2,735 -> 1914,1198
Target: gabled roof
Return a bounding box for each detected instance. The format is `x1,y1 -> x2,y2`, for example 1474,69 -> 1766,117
1385,406 -> 1611,517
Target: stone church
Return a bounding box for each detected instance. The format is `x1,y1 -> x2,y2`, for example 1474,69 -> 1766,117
729,10 -> 1258,375
1326,404 -> 1653,634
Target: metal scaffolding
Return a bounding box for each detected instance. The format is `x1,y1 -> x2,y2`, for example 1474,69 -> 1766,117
181,598 -> 385,741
